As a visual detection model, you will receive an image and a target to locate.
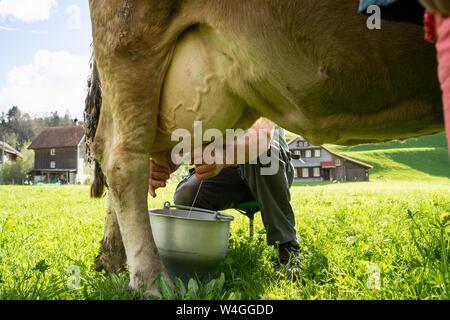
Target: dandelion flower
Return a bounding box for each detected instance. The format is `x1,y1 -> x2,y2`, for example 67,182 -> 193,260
440,212 -> 450,220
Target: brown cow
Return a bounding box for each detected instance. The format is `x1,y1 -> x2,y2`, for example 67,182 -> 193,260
86,0 -> 444,295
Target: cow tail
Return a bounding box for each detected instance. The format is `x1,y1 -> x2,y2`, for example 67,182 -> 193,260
91,160 -> 107,198
84,54 -> 107,198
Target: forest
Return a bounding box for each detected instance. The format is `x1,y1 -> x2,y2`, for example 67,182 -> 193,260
0,106 -> 81,151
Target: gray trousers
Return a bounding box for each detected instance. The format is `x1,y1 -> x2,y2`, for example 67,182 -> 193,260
173,146 -> 298,246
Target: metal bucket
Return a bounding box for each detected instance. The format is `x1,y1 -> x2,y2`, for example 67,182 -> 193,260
149,201 -> 234,282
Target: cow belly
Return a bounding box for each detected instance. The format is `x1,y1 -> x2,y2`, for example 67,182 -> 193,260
152,26 -> 247,152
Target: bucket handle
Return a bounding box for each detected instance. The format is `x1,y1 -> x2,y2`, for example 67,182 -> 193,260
163,201 -> 234,221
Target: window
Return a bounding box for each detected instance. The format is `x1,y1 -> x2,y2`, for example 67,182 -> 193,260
314,149 -> 321,157
297,141 -> 304,147
50,161 -> 56,168
313,167 -> 320,177
305,150 -> 311,158
302,168 -> 309,178
50,148 -> 56,156
335,159 -> 341,166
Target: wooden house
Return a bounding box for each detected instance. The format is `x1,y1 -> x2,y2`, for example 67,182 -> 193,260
28,125 -> 87,184
0,141 -> 21,163
288,136 -> 373,182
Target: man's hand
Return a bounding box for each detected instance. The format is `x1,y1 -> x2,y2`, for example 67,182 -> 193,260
195,163 -> 227,180
191,143 -> 228,180
148,159 -> 170,197
419,0 -> 450,16
148,149 -> 182,197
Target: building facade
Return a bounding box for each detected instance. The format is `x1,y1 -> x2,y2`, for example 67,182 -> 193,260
0,141 -> 21,163
28,126 -> 88,184
288,136 -> 373,182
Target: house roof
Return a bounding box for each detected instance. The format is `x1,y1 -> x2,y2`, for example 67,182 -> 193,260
287,136 -> 305,146
28,126 -> 85,150
288,135 -> 373,169
321,146 -> 373,169
0,141 -> 21,156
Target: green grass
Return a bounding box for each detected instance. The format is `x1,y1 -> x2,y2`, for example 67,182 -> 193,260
0,132 -> 449,300
0,181 -> 449,300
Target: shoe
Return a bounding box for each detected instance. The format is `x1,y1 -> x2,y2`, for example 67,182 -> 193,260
274,240 -> 303,278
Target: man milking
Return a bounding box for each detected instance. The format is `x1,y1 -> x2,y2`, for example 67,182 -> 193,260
148,118 -> 302,275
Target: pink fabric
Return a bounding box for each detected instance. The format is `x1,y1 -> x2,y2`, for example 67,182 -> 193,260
434,13 -> 450,153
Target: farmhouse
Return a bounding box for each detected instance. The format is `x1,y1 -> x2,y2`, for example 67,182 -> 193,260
28,125 -> 87,184
288,136 -> 373,182
0,141 -> 21,163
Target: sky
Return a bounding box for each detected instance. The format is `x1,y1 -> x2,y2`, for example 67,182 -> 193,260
0,0 -> 93,120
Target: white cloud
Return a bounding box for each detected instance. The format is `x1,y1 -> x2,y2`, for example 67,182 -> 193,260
0,0 -> 58,23
0,50 -> 90,119
0,25 -> 20,31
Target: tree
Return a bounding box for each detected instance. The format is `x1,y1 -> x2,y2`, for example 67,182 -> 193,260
0,106 -> 79,151
5,133 -> 18,150
49,111 -> 61,127
7,106 -> 21,122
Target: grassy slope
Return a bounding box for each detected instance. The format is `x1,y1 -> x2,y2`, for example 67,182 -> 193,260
324,132 -> 450,182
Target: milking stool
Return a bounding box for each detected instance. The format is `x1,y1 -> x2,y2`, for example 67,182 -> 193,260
234,201 -> 260,239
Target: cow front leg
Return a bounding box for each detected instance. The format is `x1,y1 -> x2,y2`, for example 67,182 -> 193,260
104,147 -> 169,296
95,192 -> 127,273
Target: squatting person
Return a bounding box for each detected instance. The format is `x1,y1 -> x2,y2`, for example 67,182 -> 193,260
148,118 -> 302,274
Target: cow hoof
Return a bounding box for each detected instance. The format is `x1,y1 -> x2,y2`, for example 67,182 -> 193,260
125,284 -> 161,299
126,281 -> 162,299
94,243 -> 127,274
146,271 -> 174,299
144,286 -> 163,299
128,268 -> 174,299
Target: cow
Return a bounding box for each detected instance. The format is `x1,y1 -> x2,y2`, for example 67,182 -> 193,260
86,0 -> 444,296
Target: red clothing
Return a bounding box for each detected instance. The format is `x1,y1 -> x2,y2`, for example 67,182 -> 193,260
425,10 -> 450,154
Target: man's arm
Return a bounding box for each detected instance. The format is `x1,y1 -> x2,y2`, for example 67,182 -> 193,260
149,117 -> 275,195
193,117 -> 275,180
229,117 -> 275,164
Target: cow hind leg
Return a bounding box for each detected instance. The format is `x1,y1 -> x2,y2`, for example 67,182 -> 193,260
95,193 -> 127,274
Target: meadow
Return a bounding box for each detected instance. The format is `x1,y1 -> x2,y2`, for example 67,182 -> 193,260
0,180 -> 448,300
0,133 -> 449,300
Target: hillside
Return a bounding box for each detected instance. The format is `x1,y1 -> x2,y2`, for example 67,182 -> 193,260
324,132 -> 449,181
